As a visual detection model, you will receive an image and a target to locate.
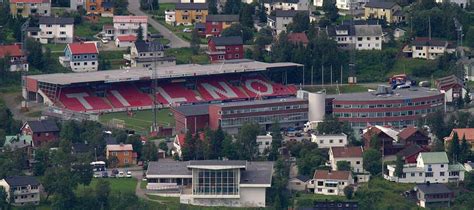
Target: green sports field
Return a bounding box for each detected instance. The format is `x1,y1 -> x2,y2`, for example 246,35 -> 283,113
99,109 -> 174,133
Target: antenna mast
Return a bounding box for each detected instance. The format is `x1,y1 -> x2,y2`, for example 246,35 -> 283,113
348,0 -> 356,85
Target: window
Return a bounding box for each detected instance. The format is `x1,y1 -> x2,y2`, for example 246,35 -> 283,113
319,140 -> 324,144
440,164 -> 444,168
60,24 -> 65,27
411,173 -> 415,177
357,37 -> 362,41
60,31 -> 66,35
419,172 -> 423,176
235,54 -> 239,58
440,172 -> 445,176
339,139 -> 343,143
317,181 -> 323,186
317,188 -> 322,192
328,189 -> 334,193
47,24 -> 52,27
124,151 -> 129,156
124,158 -> 129,163
92,62 -> 95,65
84,62 -> 87,65
367,37 -> 371,41
425,172 -> 433,177
329,140 -> 333,143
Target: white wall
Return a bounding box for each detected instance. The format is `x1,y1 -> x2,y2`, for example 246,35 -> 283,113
355,36 -> 382,50
38,23 -> 74,44
330,157 -> 364,173
70,60 -> 99,72
308,92 -> 326,122
240,187 -> 267,207
312,134 -> 347,148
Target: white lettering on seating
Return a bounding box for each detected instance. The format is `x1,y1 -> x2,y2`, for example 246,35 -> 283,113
201,82 -> 238,99
66,92 -> 93,109
110,90 -> 131,107
244,79 -> 273,95
157,87 -> 188,104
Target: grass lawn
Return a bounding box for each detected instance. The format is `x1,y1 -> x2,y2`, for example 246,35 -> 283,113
157,19 -> 208,44
75,17 -> 113,38
77,178 -> 137,195
165,48 -> 209,64
390,57 -> 437,78
303,84 -> 371,94
44,43 -> 67,52
100,50 -> 127,69
147,3 -> 176,18
99,108 -> 174,133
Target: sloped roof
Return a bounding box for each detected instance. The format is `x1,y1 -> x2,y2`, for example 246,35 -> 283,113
26,119 -> 59,133
294,175 -> 310,182
275,10 -> 302,17
117,35 -> 137,42
398,126 -> 426,140
287,32 -> 309,45
68,43 -> 98,55
39,17 -> 74,25
314,170 -> 351,180
365,1 -> 398,9
413,37 -> 448,47
206,14 -> 239,22
331,146 -> 363,158
396,144 -> 424,157
3,135 -> 32,149
210,36 -> 243,46
435,75 -> 463,91
175,3 -> 208,10
354,25 -> 382,37
416,183 -> 452,194
106,144 -> 133,151
419,152 -> 449,164
445,128 -> 474,143
113,16 -> 148,23
4,176 -> 40,187
362,125 -> 398,141
134,41 -> 164,53
172,104 -> 209,116
10,0 -> 48,3
0,44 -> 23,58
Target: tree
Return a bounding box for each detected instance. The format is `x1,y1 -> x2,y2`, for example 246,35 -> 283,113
456,94 -> 464,109
33,147 -> 49,176
221,23 -> 254,43
224,0 -> 241,14
72,162 -> 93,187
459,135 -> 471,163
431,137 -> 445,152
96,179 -> 111,209
0,186 -> 9,210
235,122 -> 260,160
142,142 -> 158,161
112,0 -> 128,15
344,186 -> 354,199
137,25 -> 144,41
222,135 -> 238,159
209,126 -> 224,159
287,12 -> 309,33
394,155 -> 404,178
140,0 -> 159,11
363,149 -> 381,176
190,29 -> 200,55
448,131 -> 460,162
26,38 -> 44,69
322,0 -> 339,22
181,131 -> 196,161
239,4 -> 254,28
108,155 -> 119,168
268,121 -> 283,161
337,161 -> 351,171
158,141 -> 168,153
208,0 -> 217,14
466,26 -> 474,48
126,135 -> 143,161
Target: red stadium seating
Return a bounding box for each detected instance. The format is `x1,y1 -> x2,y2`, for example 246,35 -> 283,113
59,88 -> 112,112
242,76 -> 296,97
197,78 -> 247,101
107,85 -> 153,108
155,83 -> 202,105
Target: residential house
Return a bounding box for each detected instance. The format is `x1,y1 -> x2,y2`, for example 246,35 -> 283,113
326,24 -> 383,50
27,17 -> 74,44
311,133 -> 347,148
435,75 -> 467,104
403,37 -> 455,60
206,36 -> 244,62
444,128 -> 474,150
257,134 -> 273,154
385,152 -> 465,183
362,125 -> 403,155
397,126 -> 430,146
334,0 -> 368,10
435,0 -> 469,8
263,0 -> 309,15
165,10 -> 176,25
10,0 -> 51,18
113,16 -> 148,40
124,40 -> 176,68
364,1 -> 402,24
414,183 -> 454,208
106,143 -> 136,167
287,175 -> 311,191
313,170 -> 353,196
85,0 -> 114,17
59,42 -> 99,72
329,146 -> 365,175
175,3 -> 208,25
0,176 -> 40,206
0,44 -> 29,72
70,0 -> 85,10
287,32 -> 309,46
203,14 -> 239,37
180,0 -> 205,3
395,144 -> 427,164
2,135 -> 34,159
393,27 -> 406,40
102,25 -> 115,40
146,160 -> 273,207
115,35 -> 136,48
267,10 -> 304,35
21,119 -> 59,147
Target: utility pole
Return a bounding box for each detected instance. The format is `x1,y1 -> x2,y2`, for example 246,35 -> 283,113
311,66 -> 314,86
428,16 -> 431,40
330,65 -> 333,86
21,19 -> 30,110
150,42 -> 160,132
322,65 -> 324,88
348,0 -> 356,84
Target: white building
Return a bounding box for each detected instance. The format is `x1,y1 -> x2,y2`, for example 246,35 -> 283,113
464,162 -> 474,172
263,0 -> 309,15
403,37 -> 455,60
59,42 -> 99,72
267,10 -> 305,35
333,0 -> 369,10
327,24 -> 383,50
180,0 -> 206,2
70,0 -> 84,10
124,40 -> 176,68
257,134 -> 272,154
287,175 -> 311,192
165,10 -> 176,25
311,133 -> 347,148
313,170 -> 353,196
146,160 -> 273,207
435,0 -> 469,8
27,17 -> 74,44
385,152 -> 465,183
115,35 -> 136,48
0,176 -> 40,206
113,16 -> 148,40
329,146 -> 370,182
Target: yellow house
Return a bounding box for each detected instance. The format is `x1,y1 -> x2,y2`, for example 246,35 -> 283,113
364,1 -> 402,23
175,3 -> 209,26
10,0 -> 51,18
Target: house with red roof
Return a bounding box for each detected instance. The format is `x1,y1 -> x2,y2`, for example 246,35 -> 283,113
172,132 -> 205,158
329,146 -> 370,182
444,128 -> 474,151
115,35 -> 136,48
287,32 -> 309,46
397,126 -> 430,146
0,44 -> 29,72
435,75 -> 467,104
60,42 -> 99,72
9,0 -> 51,18
113,16 -> 148,40
313,170 -> 353,196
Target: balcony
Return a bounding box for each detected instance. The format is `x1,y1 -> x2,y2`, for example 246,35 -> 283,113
13,189 -> 40,195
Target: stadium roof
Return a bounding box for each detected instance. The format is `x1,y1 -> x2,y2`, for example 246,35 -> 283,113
328,87 -> 442,102
27,60 -> 302,85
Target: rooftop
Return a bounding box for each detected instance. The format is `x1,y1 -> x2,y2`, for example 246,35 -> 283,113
25,119 -> 59,133
3,135 -> 33,149
27,60 -> 302,85
0,44 -> 23,58
365,1 -> 398,9
396,144 -> 424,158
328,87 -> 442,102
10,0 -> 48,3
188,160 -> 247,169
175,3 -> 208,10
4,176 -> 40,187
147,160 -> 191,176
209,36 -> 243,46
435,75 -> 463,91
354,25 -> 382,37
314,170 -> 351,180
412,37 -> 449,47
287,32 -> 309,45
67,42 -> 98,55
134,40 -> 164,52
331,146 -> 363,158
39,17 -> 74,25
113,16 -> 148,23
206,14 -> 239,22
397,126 -> 425,140
445,128 -> 474,142
241,161 -> 273,185
415,183 -> 452,194
172,104 -> 209,116
106,144 -> 133,151
212,97 -> 306,108
117,35 -> 137,42
419,152 -> 449,164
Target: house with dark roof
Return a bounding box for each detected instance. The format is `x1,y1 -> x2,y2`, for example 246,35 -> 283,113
21,119 -> 59,147
0,176 -> 40,206
364,1 -> 402,23
207,36 -> 244,63
145,160 -> 273,207
403,37 -> 455,60
175,3 -> 209,25
329,146 -> 365,172
397,126 -> 430,146
435,75 -> 466,104
203,15 -> 239,37
313,170 -> 353,196
171,104 -> 210,134
288,175 -> 311,191
125,40 -> 176,68
267,10 -> 305,35
362,125 -> 403,155
325,24 -> 383,50
414,183 -> 454,208
0,44 -> 29,72
60,42 -> 99,72
396,144 -> 427,164
263,0 -> 309,15
27,17 -> 74,44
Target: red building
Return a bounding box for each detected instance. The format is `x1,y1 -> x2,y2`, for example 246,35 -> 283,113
207,36 -> 244,63
395,144 -> 427,163
171,104 -> 210,134
21,119 -> 59,147
0,44 -> 29,72
203,15 -> 239,37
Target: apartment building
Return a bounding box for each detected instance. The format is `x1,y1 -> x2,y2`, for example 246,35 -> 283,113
263,0 -> 309,15
0,176 -> 40,206
0,44 -> 29,72
10,0 -> 51,18
313,170 -> 353,196
59,42 -> 99,72
27,17 -> 74,44
124,40 -> 176,68
85,0 -> 114,17
327,24 -> 383,50
311,133 -> 347,148
403,37 -> 455,60
106,143 -> 136,167
113,16 -> 148,40
267,10 -> 304,35
207,36 -> 244,62
175,3 -> 208,25
364,1 -> 402,24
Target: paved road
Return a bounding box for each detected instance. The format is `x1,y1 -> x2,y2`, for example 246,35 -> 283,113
127,0 -> 190,48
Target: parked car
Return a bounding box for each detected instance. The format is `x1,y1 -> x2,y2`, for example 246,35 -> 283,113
101,171 -> 108,178
126,171 -> 132,178
182,28 -> 192,33
101,38 -> 109,44
117,171 -> 125,178
148,33 -> 163,38
110,169 -> 119,178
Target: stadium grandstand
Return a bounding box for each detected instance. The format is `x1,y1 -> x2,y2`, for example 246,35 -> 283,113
23,60 -> 303,113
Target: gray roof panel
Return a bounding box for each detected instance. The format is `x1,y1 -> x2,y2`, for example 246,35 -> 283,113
241,161 -> 273,185
4,176 -> 40,187
147,160 -> 191,176
39,17 -> 74,25
175,3 -> 208,10
172,104 -> 210,116
210,36 -> 243,46
206,15 -> 239,22
416,183 -> 452,194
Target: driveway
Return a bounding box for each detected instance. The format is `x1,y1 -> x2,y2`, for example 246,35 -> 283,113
127,0 -> 190,48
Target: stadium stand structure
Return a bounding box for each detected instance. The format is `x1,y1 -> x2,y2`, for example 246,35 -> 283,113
24,60 -> 302,113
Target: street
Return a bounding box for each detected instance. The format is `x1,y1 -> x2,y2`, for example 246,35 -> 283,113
127,0 -> 190,48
